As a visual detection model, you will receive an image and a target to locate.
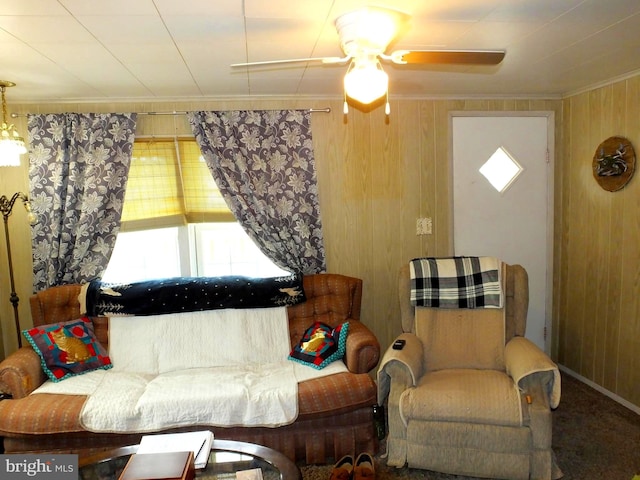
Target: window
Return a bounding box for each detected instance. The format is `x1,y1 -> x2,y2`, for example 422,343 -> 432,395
191,223 -> 288,278
478,146 -> 523,193
102,227 -> 182,283
102,138 -> 288,283
102,223 -> 289,283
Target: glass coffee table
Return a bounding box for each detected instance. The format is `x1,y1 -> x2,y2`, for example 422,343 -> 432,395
79,439 -> 301,480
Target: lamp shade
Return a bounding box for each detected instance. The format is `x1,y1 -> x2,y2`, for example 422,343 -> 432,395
0,81 -> 26,167
0,125 -> 26,167
344,60 -> 388,104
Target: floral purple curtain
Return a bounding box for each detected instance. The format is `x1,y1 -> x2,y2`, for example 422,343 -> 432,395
28,113 -> 137,291
187,110 -> 326,274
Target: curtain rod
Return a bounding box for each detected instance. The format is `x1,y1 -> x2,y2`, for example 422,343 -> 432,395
11,107 -> 331,118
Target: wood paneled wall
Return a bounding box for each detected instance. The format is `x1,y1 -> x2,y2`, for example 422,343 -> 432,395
558,76 -> 640,409
1,96 -> 571,392
3,86 -> 638,409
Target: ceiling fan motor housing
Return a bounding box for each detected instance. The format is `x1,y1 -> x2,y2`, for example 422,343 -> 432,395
335,6 -> 411,58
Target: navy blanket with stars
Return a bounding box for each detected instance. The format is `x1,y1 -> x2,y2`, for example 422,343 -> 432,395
83,274 -> 306,317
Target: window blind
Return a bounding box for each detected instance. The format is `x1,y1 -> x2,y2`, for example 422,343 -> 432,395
120,138 -> 234,232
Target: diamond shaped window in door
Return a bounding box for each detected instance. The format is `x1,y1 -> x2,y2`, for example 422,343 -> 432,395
479,146 -> 523,193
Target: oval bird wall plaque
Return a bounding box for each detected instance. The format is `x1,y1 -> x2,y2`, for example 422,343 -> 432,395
592,136 -> 636,191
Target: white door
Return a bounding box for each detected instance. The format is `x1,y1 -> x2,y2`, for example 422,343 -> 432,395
451,113 -> 553,352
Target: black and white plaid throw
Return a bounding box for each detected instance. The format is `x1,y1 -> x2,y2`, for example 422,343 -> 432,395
410,256 -> 503,308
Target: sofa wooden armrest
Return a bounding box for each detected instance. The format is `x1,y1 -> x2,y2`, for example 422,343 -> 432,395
0,347 -> 48,399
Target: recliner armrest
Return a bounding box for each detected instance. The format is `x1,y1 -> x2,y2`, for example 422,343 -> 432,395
377,332 -> 424,404
344,321 -> 380,373
0,347 -> 48,399
505,336 -> 561,409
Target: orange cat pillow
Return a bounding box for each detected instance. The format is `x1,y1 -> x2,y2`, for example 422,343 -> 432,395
288,321 -> 349,369
23,317 -> 112,382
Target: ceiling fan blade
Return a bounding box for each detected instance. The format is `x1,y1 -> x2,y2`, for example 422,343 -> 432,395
389,49 -> 505,65
231,56 -> 349,67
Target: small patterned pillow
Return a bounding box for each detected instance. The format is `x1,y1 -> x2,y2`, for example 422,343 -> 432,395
288,321 -> 349,369
23,317 -> 112,382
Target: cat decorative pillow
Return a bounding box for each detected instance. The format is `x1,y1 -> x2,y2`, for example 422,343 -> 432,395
23,317 -> 112,382
288,321 -> 349,369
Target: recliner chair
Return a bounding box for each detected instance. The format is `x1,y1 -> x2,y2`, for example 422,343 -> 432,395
378,257 -> 562,480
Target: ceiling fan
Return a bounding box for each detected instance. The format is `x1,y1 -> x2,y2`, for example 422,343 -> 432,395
231,6 -> 506,114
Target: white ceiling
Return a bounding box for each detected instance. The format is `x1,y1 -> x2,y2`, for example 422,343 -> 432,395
2,0 -> 640,103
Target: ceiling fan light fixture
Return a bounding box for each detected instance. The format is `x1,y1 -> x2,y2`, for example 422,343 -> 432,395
344,59 -> 388,105
0,81 -> 26,167
336,6 -> 410,57
231,6 -> 504,117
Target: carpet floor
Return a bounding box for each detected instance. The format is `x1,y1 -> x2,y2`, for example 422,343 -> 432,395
300,372 -> 640,480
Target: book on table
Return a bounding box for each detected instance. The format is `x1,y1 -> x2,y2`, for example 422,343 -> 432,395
136,430 -> 214,469
236,468 -> 264,480
119,450 -> 195,480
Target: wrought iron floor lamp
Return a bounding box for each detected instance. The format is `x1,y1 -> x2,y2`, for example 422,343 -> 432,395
0,192 -> 36,348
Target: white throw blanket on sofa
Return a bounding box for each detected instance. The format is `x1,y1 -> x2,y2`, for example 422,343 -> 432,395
34,307 -> 347,432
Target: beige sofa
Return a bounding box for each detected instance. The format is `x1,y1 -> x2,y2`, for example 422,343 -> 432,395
0,273 -> 380,463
